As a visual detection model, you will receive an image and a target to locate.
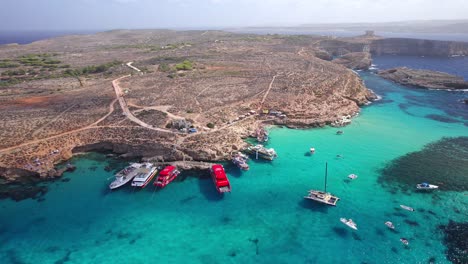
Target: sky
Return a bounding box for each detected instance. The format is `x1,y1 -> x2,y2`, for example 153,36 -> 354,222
1,0 -> 468,31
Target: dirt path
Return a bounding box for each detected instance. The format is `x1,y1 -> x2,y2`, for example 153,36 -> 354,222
258,74 -> 279,111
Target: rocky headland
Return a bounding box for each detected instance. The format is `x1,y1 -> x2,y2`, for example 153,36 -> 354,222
332,52 -> 372,70
378,67 -> 468,90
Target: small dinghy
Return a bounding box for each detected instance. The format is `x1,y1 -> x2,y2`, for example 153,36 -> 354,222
385,221 -> 395,229
348,174 -> 358,180
400,238 -> 409,246
310,147 -> 315,154
416,182 -> 439,190
400,205 -> 415,212
340,218 -> 357,230
336,130 -> 344,135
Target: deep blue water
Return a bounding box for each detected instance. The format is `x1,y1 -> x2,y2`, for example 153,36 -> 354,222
0,31 -> 98,45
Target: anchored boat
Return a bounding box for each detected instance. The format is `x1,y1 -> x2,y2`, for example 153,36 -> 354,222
400,205 -> 415,212
385,221 -> 395,229
109,163 -> 142,190
232,153 -> 249,171
244,144 -> 277,160
210,164 -> 231,193
154,165 -> 180,188
416,182 -> 439,190
340,218 -> 358,230
304,162 -> 340,206
131,163 -> 158,188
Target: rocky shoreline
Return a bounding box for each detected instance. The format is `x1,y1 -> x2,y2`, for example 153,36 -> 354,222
378,67 -> 468,90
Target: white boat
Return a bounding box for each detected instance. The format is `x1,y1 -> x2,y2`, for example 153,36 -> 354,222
385,221 -> 395,229
416,182 -> 439,190
310,147 -> 315,154
109,163 -> 142,190
131,163 -> 158,188
400,205 -> 415,212
400,238 -> 409,246
340,218 -> 358,230
348,174 -> 358,180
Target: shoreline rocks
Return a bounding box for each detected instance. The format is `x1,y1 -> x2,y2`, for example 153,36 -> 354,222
378,67 -> 468,90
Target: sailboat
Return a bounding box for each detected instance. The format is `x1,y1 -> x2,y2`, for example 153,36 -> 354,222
304,162 -> 340,206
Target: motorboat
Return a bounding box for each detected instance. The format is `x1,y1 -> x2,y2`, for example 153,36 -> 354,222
416,182 -> 439,190
348,174 -> 358,180
210,164 -> 231,193
340,218 -> 357,230
310,147 -> 316,154
400,238 -> 409,246
131,163 -> 158,188
400,205 -> 415,212
232,153 -> 249,171
304,162 -> 339,206
336,130 -> 344,135
109,163 -> 142,190
154,165 -> 180,188
385,221 -> 395,229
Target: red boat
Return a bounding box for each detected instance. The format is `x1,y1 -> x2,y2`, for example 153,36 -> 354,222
154,165 -> 180,188
210,164 -> 231,193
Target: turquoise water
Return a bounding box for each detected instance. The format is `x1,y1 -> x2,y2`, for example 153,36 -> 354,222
1,71 -> 467,263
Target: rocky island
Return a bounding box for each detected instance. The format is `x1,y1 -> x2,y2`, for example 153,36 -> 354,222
378,67 -> 468,90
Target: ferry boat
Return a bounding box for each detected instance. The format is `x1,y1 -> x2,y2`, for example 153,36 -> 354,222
244,144 -> 277,160
304,162 -> 340,206
109,163 -> 142,190
210,164 -> 231,193
131,163 -> 158,188
232,153 -> 249,170
416,182 -> 439,190
154,165 -> 180,188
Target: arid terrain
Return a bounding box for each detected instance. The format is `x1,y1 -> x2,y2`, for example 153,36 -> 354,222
10,29 -> 468,196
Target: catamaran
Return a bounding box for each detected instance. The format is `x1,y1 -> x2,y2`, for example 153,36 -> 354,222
304,162 -> 340,206
131,163 -> 158,188
154,165 -> 180,188
109,163 -> 142,190
210,164 -> 231,193
416,182 -> 439,190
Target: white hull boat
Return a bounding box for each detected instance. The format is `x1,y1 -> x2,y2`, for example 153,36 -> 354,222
416,183 -> 439,190
131,163 -> 158,188
340,218 -> 358,230
385,221 -> 395,229
109,163 -> 142,190
400,205 -> 415,212
348,174 -> 358,180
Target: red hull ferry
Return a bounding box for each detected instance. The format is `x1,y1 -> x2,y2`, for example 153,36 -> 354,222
210,164 -> 231,193
154,165 -> 180,188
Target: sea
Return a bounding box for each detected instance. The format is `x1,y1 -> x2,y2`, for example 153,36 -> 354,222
0,34 -> 468,263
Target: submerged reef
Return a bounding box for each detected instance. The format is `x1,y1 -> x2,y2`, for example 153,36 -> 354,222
439,220 -> 468,264
379,137 -> 468,191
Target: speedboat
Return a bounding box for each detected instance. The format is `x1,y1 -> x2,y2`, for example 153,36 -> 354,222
340,218 -> 358,230
385,221 -> 395,229
400,205 -> 415,212
400,238 -> 409,246
109,163 -> 142,190
131,163 -> 158,188
416,182 -> 439,190
348,174 -> 358,180
310,147 -> 316,154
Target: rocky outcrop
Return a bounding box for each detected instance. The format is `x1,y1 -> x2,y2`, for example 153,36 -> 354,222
378,67 -> 468,90
332,52 -> 372,70
370,38 -> 468,56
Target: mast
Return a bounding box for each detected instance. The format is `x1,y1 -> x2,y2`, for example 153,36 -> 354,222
324,162 -> 328,193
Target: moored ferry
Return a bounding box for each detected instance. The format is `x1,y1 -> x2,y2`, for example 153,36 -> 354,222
154,165 -> 180,188
210,164 -> 231,193
109,163 -> 142,190
244,144 -> 277,160
131,163 -> 158,188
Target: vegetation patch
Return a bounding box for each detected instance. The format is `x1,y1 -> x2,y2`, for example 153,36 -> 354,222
175,60 -> 193,71
63,61 -> 122,76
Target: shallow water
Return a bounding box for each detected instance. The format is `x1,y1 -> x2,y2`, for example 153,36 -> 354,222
1,58 -> 467,264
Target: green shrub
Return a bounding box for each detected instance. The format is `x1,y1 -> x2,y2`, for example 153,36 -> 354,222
159,63 -> 171,72
207,123 -> 215,129
175,60 -> 193,71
